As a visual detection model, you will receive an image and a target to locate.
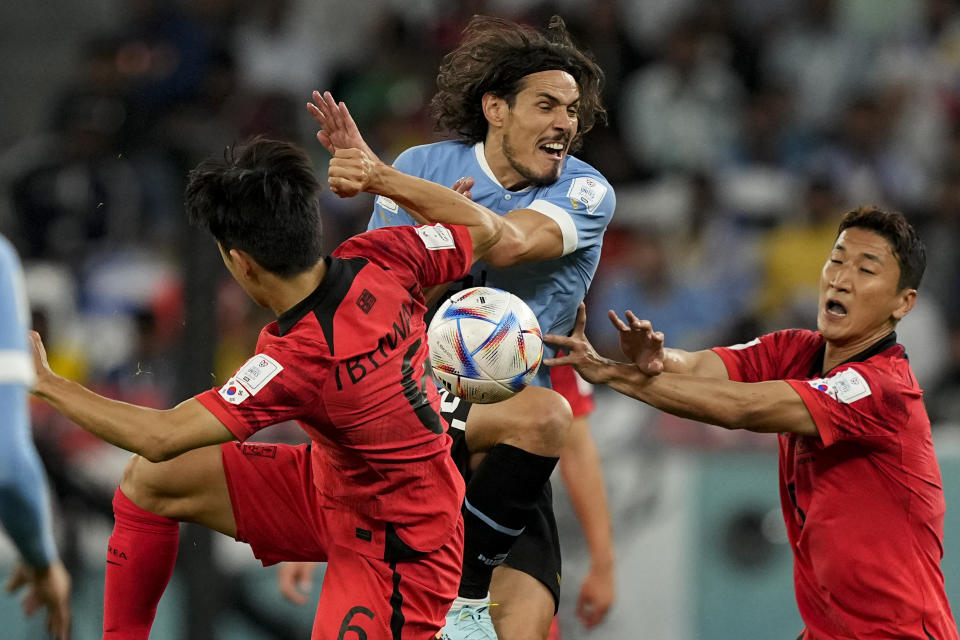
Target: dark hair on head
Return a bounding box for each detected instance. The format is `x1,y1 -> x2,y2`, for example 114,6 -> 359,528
431,15 -> 606,152
837,205 -> 926,291
185,137 -> 323,278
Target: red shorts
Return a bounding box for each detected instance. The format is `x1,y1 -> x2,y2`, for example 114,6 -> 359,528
221,442 -> 463,639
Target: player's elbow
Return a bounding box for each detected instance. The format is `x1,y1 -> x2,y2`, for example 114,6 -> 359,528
135,430 -> 186,463
472,216 -> 504,261
480,235 -> 529,268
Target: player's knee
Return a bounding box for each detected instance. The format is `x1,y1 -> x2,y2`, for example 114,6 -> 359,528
515,388 -> 572,456
119,454 -> 179,519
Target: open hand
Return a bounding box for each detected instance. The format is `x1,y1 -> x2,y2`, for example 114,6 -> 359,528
608,310 -> 664,375
543,303 -> 612,384
307,91 -> 379,160
276,562 -> 317,606
576,562 -> 615,629
6,561 -> 71,640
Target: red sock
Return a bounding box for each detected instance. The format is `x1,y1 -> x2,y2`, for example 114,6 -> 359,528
103,487 -> 179,639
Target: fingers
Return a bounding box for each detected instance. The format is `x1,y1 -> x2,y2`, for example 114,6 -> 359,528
607,309 -> 629,331
451,177 -> 475,200
572,302 -> 587,336
49,603 -> 71,640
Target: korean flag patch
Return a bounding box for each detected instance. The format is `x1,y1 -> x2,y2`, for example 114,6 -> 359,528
566,177 -> 607,214
218,353 -> 284,404
807,368 -> 872,404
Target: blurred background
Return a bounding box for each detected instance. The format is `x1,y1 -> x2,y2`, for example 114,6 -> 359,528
1,0 -> 959,638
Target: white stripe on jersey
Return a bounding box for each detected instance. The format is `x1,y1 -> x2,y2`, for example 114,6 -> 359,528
527,199 -> 578,256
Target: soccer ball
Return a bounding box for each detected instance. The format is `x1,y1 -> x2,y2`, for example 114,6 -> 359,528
428,286 -> 543,404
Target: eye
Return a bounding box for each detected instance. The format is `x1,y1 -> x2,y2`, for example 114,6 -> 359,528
830,259 -> 842,265
860,268 -> 875,275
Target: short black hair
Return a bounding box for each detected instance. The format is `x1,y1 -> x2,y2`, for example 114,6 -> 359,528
185,137 -> 323,278
837,206 -> 926,291
431,15 -> 606,152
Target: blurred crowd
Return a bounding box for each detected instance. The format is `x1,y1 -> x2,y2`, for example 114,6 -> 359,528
1,0 -> 960,473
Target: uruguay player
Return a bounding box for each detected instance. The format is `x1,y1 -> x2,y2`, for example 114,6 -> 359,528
0,235 -> 70,639
307,15 -> 615,639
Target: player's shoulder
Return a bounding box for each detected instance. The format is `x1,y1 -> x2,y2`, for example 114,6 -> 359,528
395,140 -> 473,170
559,155 -> 613,188
541,156 -> 615,214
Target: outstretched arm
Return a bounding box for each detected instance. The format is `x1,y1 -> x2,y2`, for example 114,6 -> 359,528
545,305 -> 817,435
29,332 -> 235,462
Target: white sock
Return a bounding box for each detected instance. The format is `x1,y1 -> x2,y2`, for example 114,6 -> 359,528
449,593 -> 490,613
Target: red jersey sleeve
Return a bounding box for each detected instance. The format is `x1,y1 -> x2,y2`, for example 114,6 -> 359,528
712,329 -> 819,382
334,224 -> 473,291
194,342 -> 323,441
786,364 -> 904,446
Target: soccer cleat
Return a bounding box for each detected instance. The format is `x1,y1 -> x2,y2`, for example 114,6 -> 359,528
439,603 -> 499,640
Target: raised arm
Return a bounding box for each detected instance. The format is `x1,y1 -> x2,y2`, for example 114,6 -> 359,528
29,332 -> 235,462
306,91 -> 380,160
328,148 -> 503,263
545,305 -> 817,436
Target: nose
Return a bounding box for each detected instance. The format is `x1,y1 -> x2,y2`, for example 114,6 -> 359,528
553,108 -> 576,132
829,265 -> 852,292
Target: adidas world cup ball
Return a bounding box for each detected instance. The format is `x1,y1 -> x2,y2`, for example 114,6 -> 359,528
428,286 -> 543,404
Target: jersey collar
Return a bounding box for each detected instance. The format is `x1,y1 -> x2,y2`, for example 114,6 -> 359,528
808,331 -> 899,377
276,256 -> 341,336
473,142 -> 534,194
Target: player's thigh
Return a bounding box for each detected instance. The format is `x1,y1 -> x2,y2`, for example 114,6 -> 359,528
464,384 -> 571,456
490,565 -> 556,640
120,444 -> 235,537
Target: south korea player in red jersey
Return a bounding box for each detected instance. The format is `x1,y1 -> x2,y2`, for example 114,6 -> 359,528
27,137 -> 511,639
548,206 -> 958,639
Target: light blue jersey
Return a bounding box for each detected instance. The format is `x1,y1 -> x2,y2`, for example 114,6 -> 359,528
0,235 -> 57,569
368,141 -> 616,387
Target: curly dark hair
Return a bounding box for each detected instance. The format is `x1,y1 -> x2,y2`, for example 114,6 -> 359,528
431,15 -> 606,152
185,137 -> 323,278
837,205 -> 926,291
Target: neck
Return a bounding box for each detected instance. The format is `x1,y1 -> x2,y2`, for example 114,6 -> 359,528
821,325 -> 894,373
482,136 -> 529,191
261,260 -> 327,316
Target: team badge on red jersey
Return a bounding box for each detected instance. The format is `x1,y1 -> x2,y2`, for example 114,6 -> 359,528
218,353 -> 284,405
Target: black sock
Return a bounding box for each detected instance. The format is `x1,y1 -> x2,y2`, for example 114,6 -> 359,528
458,443 -> 559,599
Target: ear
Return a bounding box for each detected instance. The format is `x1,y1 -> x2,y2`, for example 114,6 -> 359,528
229,248 -> 259,281
891,288 -> 917,322
482,92 -> 507,129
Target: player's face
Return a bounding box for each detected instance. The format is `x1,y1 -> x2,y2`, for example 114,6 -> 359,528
497,70 -> 580,188
817,227 -> 915,350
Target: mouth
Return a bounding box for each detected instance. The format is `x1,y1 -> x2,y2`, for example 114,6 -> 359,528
825,299 -> 848,317
539,140 -> 566,160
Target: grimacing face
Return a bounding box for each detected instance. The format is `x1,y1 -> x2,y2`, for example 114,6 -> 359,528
817,227 -> 915,351
496,70 -> 580,188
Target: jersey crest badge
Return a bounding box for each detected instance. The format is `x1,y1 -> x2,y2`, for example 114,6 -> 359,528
416,224 -> 456,250
807,368 -> 871,404
566,177 -> 607,214
218,353 -> 284,404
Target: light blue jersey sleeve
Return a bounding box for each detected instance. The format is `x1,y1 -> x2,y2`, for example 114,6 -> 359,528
525,167 -> 615,259
0,236 -> 57,569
